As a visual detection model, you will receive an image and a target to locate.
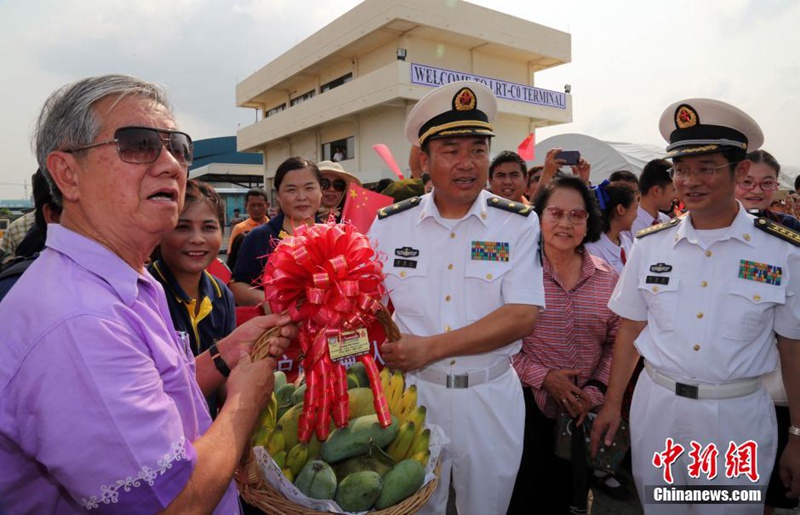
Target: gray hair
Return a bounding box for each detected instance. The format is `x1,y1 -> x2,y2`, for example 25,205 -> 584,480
33,74 -> 172,205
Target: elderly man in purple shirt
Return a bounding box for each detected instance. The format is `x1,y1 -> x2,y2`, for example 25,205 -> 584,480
0,75 -> 296,513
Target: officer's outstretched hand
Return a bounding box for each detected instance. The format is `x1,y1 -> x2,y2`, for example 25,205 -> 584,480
589,402 -> 622,459
779,437 -> 800,497
380,334 -> 430,372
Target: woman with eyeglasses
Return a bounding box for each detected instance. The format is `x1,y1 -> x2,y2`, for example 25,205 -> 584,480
230,157 -> 324,307
509,173 -> 621,514
316,160 -> 362,222
734,150 -> 800,231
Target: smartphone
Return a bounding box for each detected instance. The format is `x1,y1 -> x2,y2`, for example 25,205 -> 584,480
555,150 -> 581,166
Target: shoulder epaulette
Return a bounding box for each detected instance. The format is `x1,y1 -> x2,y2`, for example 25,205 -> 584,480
755,217 -> 800,246
487,196 -> 532,217
635,217 -> 681,239
377,196 -> 422,219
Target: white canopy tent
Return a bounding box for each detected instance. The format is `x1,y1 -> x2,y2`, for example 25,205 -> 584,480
530,133 -> 797,189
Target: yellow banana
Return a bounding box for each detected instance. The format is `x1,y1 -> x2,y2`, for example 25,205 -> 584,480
252,426 -> 272,448
386,421 -> 416,463
379,367 -> 391,393
254,392 -> 279,433
399,384 -> 417,421
388,371 -> 404,416
281,467 -> 294,483
267,425 -> 285,456
272,450 -> 287,469
405,405 -> 427,436
287,443 -> 310,477
410,449 -> 430,467
408,427 -> 431,458
266,392 -> 279,430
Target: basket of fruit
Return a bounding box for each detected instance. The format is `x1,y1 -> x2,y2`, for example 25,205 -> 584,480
237,364 -> 445,514
235,221 -> 444,513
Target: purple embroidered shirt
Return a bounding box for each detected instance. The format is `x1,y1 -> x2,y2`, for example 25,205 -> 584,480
0,225 -> 239,513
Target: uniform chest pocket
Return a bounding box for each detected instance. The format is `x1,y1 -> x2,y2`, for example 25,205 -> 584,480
464,260 -> 512,322
638,277 -> 679,332
722,280 -> 786,342
386,263 -> 428,316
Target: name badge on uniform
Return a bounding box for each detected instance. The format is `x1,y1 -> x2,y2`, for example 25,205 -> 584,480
646,276 -> 669,285
471,241 -> 509,262
738,260 -> 782,286
394,259 -> 417,268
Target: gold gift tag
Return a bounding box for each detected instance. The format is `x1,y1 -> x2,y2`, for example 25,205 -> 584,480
328,328 -> 370,361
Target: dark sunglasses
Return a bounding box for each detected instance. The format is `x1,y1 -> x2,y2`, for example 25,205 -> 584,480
65,126 -> 194,167
321,178 -> 347,192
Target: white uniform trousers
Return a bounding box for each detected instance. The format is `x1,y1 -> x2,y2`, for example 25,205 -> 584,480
409,366 -> 525,515
631,371 -> 776,515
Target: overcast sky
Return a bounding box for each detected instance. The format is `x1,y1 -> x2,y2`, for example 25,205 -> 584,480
1,0 -> 798,199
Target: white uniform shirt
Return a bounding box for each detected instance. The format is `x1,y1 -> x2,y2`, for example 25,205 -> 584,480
625,205 -> 671,241
609,205 -> 800,384
368,189 -> 545,374
584,232 -> 632,274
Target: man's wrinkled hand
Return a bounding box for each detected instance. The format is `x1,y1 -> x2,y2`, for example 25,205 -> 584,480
221,314 -> 298,368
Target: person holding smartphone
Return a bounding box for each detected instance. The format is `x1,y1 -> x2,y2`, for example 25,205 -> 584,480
530,148 -> 592,201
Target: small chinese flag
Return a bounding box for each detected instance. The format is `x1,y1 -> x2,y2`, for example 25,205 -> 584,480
341,183 -> 394,234
517,133 -> 535,161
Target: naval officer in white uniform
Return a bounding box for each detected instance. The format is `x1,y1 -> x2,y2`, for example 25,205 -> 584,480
590,98 -> 800,514
368,81 -> 545,515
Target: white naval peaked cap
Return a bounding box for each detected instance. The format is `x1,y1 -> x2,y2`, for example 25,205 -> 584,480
405,80 -> 497,147
659,98 -> 764,158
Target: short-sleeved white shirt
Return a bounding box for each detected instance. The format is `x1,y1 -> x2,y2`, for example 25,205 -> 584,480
368,189 -> 545,374
609,205 -> 800,384
584,232 -> 633,274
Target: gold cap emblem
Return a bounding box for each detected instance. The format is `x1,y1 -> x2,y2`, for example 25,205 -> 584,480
453,87 -> 477,111
675,105 -> 698,129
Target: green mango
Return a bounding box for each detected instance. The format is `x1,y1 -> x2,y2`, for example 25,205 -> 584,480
294,459 -> 337,500
335,471 -> 383,512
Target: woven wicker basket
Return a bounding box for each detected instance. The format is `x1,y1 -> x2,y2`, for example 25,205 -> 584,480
236,306 -> 441,514
236,457 -> 441,515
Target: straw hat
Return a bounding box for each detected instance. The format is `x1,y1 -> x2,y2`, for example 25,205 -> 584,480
317,160 -> 362,186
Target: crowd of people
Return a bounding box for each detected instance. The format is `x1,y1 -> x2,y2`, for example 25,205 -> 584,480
2,73 -> 800,515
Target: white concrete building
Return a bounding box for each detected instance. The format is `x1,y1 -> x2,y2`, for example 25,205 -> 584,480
236,0 -> 572,190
